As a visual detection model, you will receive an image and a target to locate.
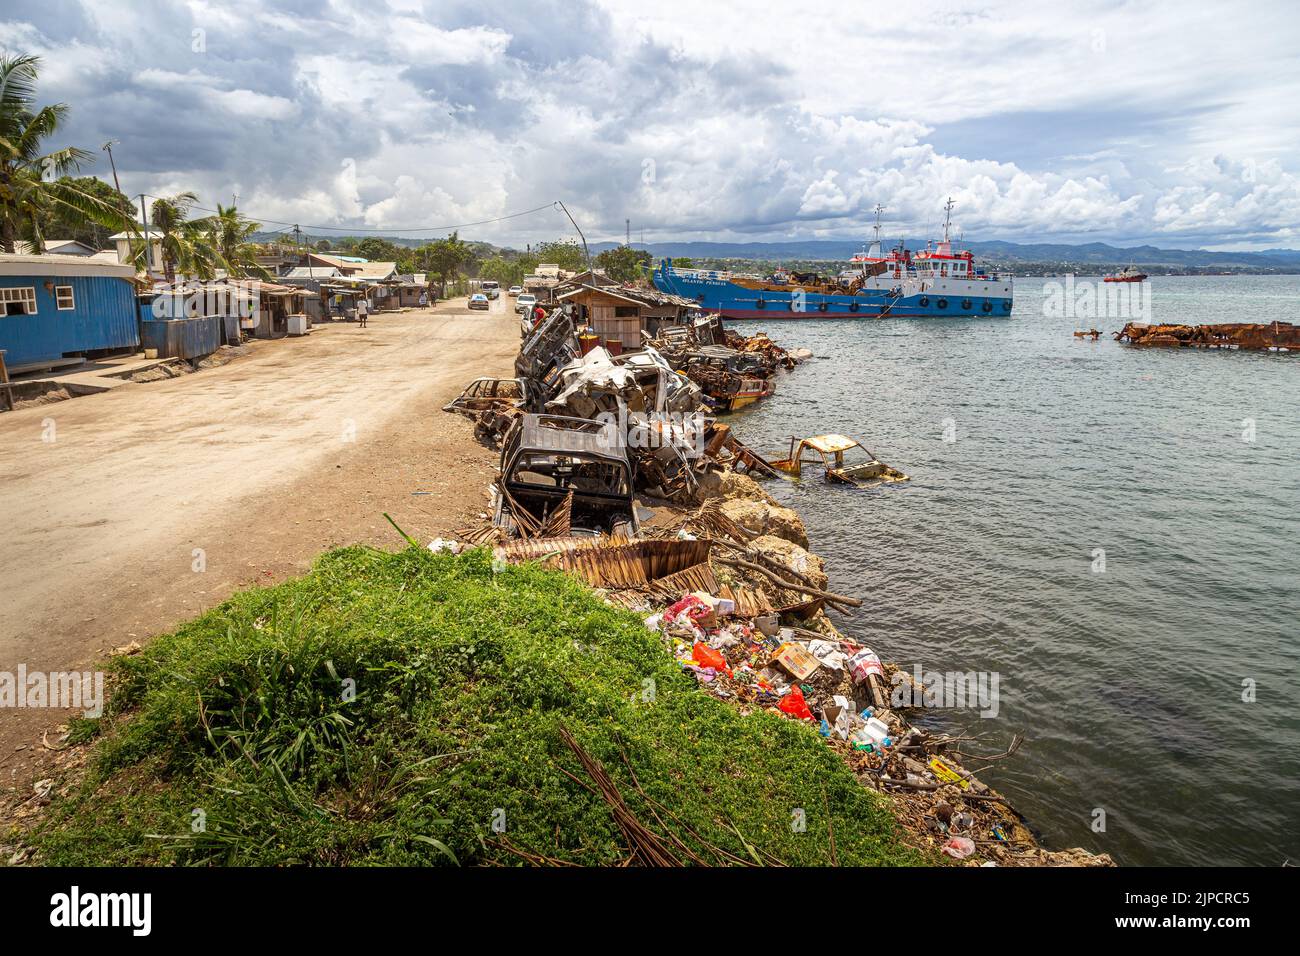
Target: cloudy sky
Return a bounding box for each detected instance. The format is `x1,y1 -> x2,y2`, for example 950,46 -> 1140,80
3,0 -> 1298,250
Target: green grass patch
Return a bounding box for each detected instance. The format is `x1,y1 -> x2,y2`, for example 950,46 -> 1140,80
34,545 -> 926,866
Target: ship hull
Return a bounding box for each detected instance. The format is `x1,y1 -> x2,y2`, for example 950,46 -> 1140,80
654,263 -> 1013,319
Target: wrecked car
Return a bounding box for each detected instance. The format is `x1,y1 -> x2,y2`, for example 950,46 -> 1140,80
516,310 -> 579,408
612,347 -> 702,415
493,414 -> 638,538
544,346 -> 702,420
677,349 -> 774,411
769,434 -> 909,487
442,377 -> 528,418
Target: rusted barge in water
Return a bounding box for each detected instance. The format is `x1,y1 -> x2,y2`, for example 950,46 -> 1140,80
1115,321 -> 1299,352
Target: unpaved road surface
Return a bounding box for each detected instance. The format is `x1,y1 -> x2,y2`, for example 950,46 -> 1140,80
0,298 -> 519,781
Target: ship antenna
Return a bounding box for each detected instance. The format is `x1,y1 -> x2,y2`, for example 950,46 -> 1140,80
873,203 -> 885,244
942,197 -> 954,244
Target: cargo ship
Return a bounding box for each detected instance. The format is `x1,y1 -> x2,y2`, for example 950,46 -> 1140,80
652,201 -> 1014,319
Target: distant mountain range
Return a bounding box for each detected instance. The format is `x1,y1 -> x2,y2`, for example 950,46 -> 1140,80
591,239 -> 1300,269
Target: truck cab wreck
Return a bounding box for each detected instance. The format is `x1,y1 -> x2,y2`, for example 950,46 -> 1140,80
493,414 -> 638,538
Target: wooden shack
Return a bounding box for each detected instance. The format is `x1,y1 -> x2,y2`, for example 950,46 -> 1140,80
252,282 -> 306,339
556,284 -> 698,352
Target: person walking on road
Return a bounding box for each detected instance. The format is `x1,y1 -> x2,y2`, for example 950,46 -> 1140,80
357,297 -> 369,328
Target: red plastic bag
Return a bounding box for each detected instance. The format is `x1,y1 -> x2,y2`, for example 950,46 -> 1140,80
692,641 -> 731,675
666,595 -> 713,627
778,685 -> 814,721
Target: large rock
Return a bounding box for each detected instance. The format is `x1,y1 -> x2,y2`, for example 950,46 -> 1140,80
697,469 -> 779,507
720,498 -> 809,549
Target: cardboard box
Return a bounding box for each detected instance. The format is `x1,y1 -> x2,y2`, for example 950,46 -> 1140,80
773,642 -> 820,681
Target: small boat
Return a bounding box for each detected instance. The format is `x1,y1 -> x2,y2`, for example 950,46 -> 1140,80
769,434 -> 909,487
1103,264 -> 1147,283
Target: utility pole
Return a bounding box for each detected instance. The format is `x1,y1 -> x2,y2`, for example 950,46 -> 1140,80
97,141 -> 122,254
102,141 -> 122,194
294,224 -> 313,279
626,218 -> 630,247
139,194 -> 153,278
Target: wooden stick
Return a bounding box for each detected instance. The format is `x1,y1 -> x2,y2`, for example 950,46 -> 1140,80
714,556 -> 863,607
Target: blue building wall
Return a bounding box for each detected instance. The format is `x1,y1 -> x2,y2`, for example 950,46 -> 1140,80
140,317 -> 223,360
0,272 -> 139,370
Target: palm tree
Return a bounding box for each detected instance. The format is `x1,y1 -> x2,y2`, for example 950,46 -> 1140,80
201,203 -> 270,279
139,191 -> 219,283
0,53 -> 131,253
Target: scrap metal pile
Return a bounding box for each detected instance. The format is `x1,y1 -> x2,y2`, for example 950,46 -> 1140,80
645,321 -> 811,412
444,311 -> 804,519
1115,320 -> 1299,351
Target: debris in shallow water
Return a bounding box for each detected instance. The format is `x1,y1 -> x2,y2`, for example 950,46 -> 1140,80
765,434 -> 909,487
1115,320 -> 1299,351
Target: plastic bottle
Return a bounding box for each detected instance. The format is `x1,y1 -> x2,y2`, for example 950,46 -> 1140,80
862,716 -> 892,750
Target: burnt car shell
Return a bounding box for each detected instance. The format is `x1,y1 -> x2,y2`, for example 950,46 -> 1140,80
515,311 -> 578,409
494,414 -> 638,537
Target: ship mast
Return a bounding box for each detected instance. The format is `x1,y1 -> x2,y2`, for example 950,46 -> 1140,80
942,197 -> 955,244
872,203 -> 885,244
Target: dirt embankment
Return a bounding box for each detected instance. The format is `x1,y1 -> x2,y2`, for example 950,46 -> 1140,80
0,300 -> 519,792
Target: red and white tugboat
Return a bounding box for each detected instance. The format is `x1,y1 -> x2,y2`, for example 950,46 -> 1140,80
1104,264 -> 1148,283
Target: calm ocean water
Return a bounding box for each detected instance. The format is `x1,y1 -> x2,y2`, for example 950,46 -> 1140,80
730,275 -> 1300,866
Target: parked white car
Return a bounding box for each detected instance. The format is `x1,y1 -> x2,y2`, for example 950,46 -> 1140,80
515,293 -> 537,315
508,285 -> 523,297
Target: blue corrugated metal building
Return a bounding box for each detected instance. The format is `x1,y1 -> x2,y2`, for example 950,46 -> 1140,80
0,254 -> 140,372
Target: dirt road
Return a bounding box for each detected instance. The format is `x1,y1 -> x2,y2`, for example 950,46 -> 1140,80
0,297 -> 519,776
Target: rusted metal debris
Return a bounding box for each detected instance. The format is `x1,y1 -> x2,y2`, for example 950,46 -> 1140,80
492,414 -> 638,538
680,362 -> 772,412
1115,321 -> 1300,351
768,434 -> 909,488
442,376 -> 527,417
642,323 -> 807,412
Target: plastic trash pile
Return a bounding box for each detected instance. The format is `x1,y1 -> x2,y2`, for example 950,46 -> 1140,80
645,588 -> 1114,867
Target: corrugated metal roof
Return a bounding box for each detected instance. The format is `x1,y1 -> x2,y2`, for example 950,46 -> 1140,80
349,261 -> 397,278
0,253 -> 136,278
284,266 -> 342,279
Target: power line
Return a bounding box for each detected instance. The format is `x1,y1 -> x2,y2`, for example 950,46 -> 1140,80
144,195 -> 562,235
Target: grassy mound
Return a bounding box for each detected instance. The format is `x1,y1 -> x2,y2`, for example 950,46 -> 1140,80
35,545 -> 925,866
